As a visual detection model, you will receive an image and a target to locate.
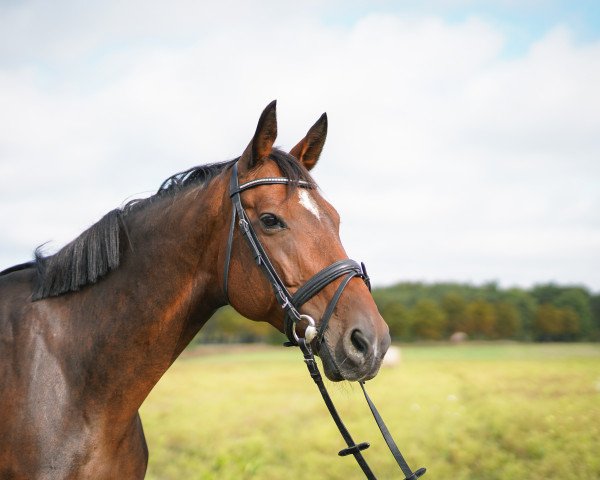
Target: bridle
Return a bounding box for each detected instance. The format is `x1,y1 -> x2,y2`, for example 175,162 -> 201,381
223,161 -> 369,347
222,161 -> 426,480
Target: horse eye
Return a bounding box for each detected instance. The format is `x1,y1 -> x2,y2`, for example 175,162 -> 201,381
260,213 -> 285,230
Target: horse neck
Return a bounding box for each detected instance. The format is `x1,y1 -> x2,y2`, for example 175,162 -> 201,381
62,174 -> 231,418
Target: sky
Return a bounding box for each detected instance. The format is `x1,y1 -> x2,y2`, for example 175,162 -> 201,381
1,0 -> 599,291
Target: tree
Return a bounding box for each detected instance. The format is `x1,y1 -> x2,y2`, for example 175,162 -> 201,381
561,308 -> 580,339
531,283 -> 565,304
195,306 -> 275,343
502,288 -> 537,340
494,302 -> 521,338
410,299 -> 447,340
533,304 -> 581,341
554,289 -> 592,339
590,294 -> 600,340
534,304 -> 563,339
380,301 -> 411,340
464,300 -> 497,338
440,293 -> 467,335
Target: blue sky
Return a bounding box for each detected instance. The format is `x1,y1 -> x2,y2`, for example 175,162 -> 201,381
325,1 -> 600,57
1,0 -> 599,290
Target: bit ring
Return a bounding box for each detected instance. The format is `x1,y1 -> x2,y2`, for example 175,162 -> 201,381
293,314 -> 317,343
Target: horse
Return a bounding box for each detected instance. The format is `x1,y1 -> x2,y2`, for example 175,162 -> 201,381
0,101 -> 391,479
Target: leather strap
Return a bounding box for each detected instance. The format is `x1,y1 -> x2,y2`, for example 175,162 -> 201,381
316,272 -> 356,342
223,197 -> 237,303
298,338 -> 376,480
230,177 -> 313,195
290,259 -> 365,307
360,383 -> 427,480
284,259 -> 369,345
299,337 -> 426,480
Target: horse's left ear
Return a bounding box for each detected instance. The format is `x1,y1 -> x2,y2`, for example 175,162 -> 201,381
239,100 -> 278,173
290,112 -> 327,171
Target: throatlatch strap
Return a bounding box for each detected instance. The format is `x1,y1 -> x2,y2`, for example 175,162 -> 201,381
223,201 -> 237,302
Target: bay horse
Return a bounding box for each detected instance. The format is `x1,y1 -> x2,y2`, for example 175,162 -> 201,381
0,101 -> 391,479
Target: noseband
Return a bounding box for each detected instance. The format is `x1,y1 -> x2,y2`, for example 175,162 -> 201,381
222,161 -> 426,480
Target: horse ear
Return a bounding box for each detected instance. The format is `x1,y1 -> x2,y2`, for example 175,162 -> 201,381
289,112 -> 327,171
239,100 -> 278,172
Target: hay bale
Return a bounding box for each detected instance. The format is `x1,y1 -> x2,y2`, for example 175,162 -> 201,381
450,331 -> 468,343
382,346 -> 401,367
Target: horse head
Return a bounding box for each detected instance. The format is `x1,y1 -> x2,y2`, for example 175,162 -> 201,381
224,101 -> 391,382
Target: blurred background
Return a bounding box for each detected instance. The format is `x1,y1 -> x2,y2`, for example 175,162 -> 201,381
1,1 -> 599,478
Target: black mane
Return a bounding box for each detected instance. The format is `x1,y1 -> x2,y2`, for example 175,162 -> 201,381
0,149 -> 313,300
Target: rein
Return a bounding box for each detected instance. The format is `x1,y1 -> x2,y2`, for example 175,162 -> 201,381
223,161 -> 426,480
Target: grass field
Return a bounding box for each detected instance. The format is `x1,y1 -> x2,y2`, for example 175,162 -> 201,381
140,343 -> 600,479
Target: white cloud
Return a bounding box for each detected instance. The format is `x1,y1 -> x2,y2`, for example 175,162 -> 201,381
1,3 -> 599,290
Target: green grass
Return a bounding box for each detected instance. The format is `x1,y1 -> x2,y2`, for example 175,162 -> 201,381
140,343 -> 600,479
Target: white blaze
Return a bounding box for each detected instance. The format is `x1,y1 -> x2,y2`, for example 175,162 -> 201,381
298,189 -> 321,220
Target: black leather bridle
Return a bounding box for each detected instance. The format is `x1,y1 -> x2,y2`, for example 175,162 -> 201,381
223,161 -> 370,347
222,161 -> 426,480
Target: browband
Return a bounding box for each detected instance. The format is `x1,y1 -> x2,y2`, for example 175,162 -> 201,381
230,177 -> 313,196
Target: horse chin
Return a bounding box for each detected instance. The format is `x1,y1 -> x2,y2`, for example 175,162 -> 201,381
315,340 -> 379,383
313,342 -> 381,382
315,342 -> 346,382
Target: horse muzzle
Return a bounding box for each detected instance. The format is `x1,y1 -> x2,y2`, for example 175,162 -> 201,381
317,323 -> 391,382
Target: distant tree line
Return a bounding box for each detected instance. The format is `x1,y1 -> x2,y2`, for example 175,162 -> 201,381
373,282 -> 600,342
193,282 -> 600,344
195,306 -> 287,345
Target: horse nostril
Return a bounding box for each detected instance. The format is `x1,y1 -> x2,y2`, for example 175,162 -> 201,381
350,329 -> 370,356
